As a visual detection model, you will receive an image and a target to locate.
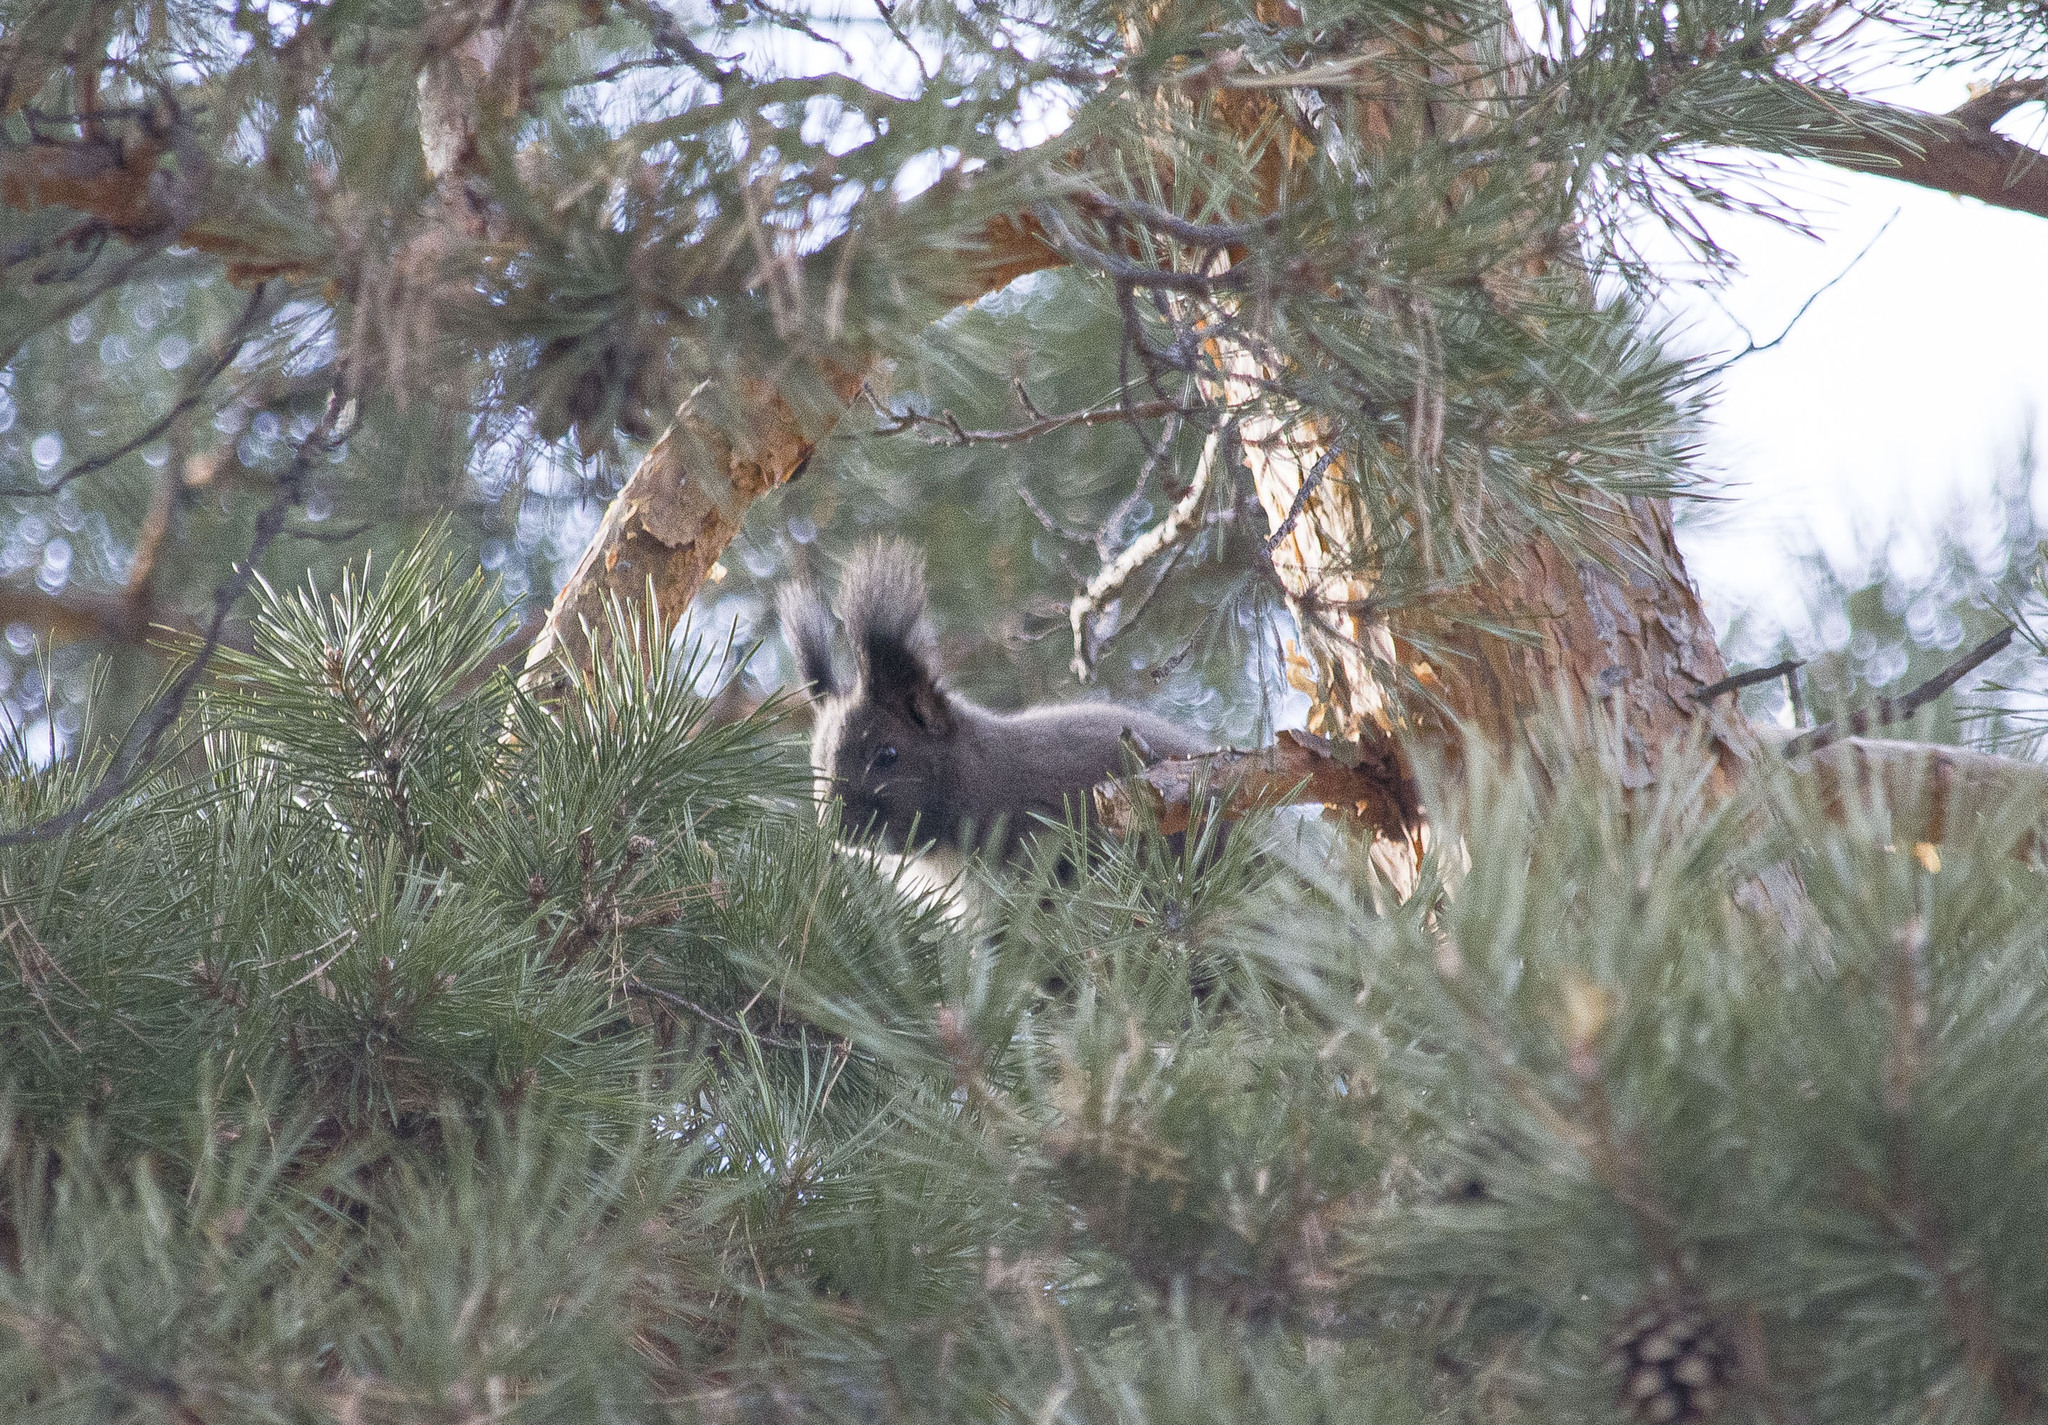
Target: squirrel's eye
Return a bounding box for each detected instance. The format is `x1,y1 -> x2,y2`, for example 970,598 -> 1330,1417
872,745 -> 898,770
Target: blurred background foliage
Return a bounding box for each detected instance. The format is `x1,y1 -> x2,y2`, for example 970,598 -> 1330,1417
1710,427 -> 2048,751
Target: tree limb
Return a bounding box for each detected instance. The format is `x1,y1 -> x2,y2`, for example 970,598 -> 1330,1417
1092,727 -> 1423,842
1781,626 -> 2013,757
1069,426 -> 1222,679
1805,81 -> 2048,220
1100,725 -> 2048,860
0,586 -> 180,647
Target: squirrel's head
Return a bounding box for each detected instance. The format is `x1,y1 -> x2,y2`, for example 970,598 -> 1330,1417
779,541 -> 958,852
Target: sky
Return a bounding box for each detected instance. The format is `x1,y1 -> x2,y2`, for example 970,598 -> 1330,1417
1642,74 -> 2048,643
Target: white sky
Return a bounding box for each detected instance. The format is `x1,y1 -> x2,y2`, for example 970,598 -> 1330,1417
1645,71 -> 2048,640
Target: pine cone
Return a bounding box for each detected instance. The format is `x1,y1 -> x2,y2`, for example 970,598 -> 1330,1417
1605,1297 -> 1729,1424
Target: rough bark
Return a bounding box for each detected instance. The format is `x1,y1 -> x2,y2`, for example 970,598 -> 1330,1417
1092,728 -> 1420,840
1108,731 -> 2048,859
1395,499 -> 1760,793
513,209 -> 1059,686
520,374 -> 859,683
1199,14 -> 1761,900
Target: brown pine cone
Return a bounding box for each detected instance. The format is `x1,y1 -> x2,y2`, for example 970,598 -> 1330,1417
1604,1297 -> 1730,1424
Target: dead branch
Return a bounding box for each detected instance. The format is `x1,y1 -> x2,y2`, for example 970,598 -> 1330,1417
1782,627 -> 2013,757
1069,426 -> 1222,679
1692,659 -> 1803,703
871,395 -> 1194,446
1092,727 -> 1422,841
521,371 -> 863,686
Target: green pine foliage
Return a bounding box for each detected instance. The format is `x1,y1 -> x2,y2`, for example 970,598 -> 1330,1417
3,537 -> 2047,1421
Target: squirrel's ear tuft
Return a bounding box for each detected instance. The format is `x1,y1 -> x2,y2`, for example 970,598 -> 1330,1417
839,541 -> 953,735
777,584 -> 842,702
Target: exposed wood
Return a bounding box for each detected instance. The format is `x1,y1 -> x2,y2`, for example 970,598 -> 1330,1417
1193,15 -> 1768,892
1092,728 -> 1422,840
520,202 -> 1072,686
1692,659 -> 1803,704
520,378 -> 829,684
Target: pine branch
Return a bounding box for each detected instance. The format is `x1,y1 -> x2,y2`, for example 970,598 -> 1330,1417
1801,82 -> 2048,220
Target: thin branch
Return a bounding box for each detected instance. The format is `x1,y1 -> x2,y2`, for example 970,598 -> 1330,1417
871,394 -> 1192,446
1070,425 -> 1222,679
871,0 -> 932,86
1092,727 -> 1421,841
1036,207 -> 1257,292
1263,443 -> 1341,556
1074,193 -> 1285,249
0,389 -> 342,847
1698,214 -> 1895,379
625,976 -> 803,1049
1098,412 -> 1184,558
615,0 -> 743,89
1782,626 -> 2014,758
1691,658 -> 1804,703
283,519 -> 375,544
0,283 -> 272,498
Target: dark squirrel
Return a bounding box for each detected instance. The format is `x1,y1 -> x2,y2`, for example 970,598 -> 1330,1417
779,541 -> 1210,859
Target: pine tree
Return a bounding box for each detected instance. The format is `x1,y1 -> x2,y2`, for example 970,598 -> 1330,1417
0,535 -> 2044,1420
6,0 -> 2048,1420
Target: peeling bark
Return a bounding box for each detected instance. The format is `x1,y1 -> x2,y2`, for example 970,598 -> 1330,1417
520,372 -> 864,684
1397,499 -> 1759,795
1093,728 -> 1421,840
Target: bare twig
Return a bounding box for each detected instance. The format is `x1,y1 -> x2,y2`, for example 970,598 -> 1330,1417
1037,206 -> 1258,292
1691,658 -> 1804,703
1074,193 -> 1286,249
616,0 -> 744,89
0,388 -> 344,846
0,283 -> 272,498
626,976 -> 803,1049
1263,444 -> 1341,556
870,394 -> 1192,446
1782,626 -> 2014,758
1698,214 -> 1895,378
1069,426 -> 1223,679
